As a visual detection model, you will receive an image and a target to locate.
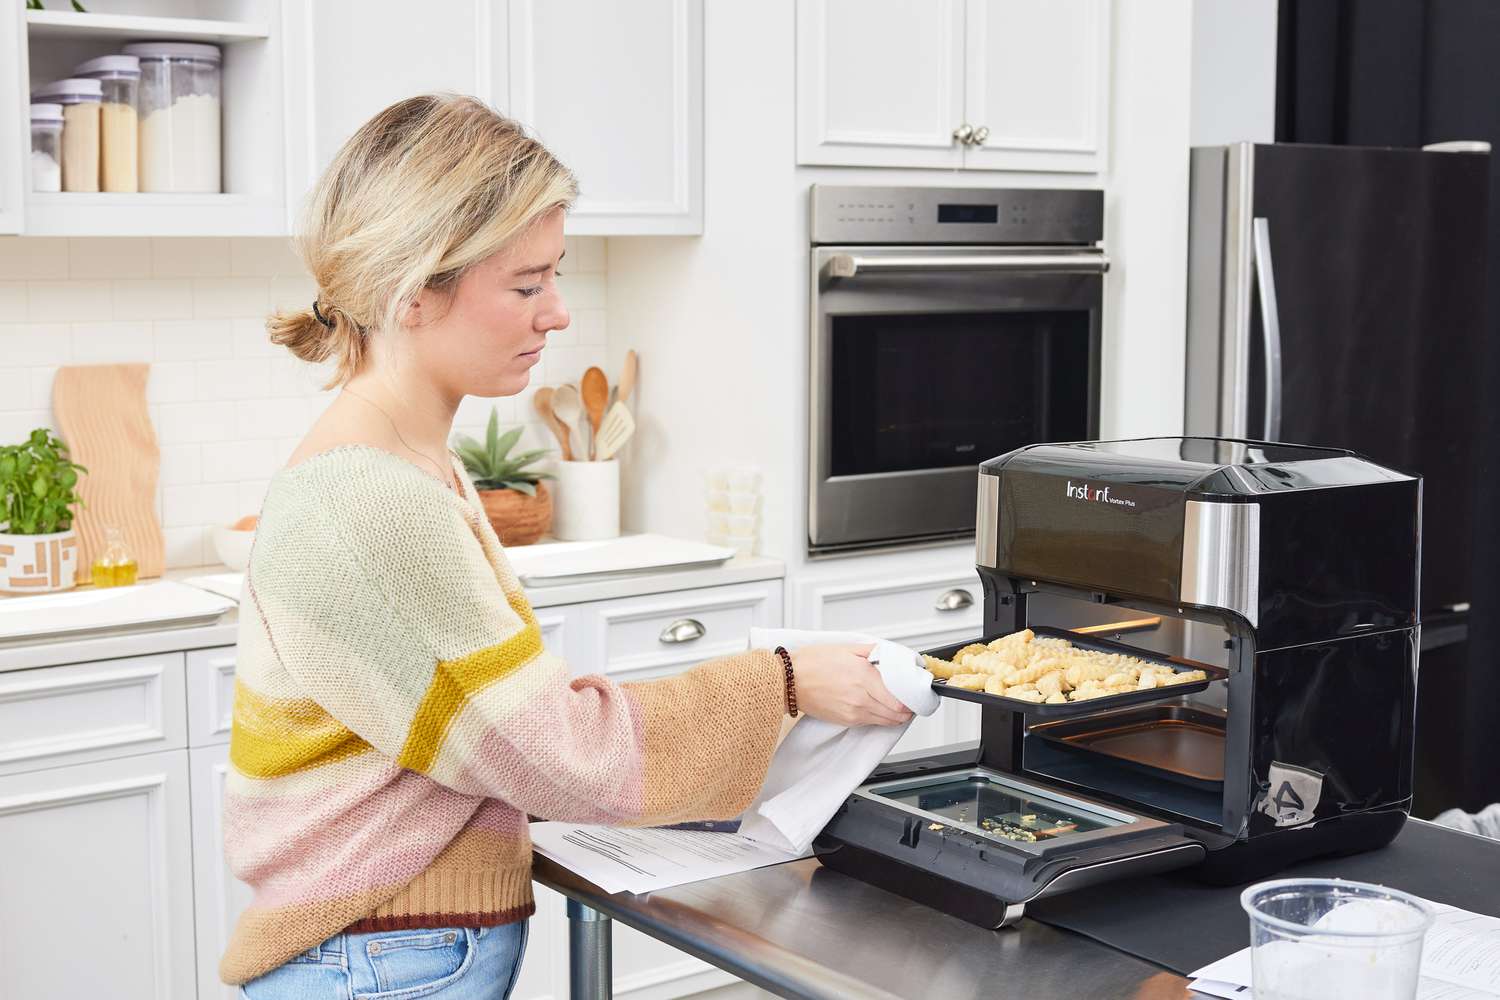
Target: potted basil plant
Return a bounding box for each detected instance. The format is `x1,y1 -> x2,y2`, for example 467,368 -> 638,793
0,428 -> 87,596
453,409 -> 554,546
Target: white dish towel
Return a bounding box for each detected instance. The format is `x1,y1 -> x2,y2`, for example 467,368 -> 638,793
738,628 -> 942,854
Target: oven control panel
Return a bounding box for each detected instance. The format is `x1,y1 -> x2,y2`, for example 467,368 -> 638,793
810,185 -> 1103,246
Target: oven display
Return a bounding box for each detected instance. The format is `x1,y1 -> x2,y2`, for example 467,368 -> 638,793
937,203 -> 999,224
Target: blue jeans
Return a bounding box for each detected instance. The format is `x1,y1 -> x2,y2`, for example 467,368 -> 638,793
240,921 -> 528,1000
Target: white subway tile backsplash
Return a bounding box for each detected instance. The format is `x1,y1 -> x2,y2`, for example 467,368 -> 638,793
192,278 -> 269,318
195,359 -> 271,401
231,239 -> 304,278
71,322 -> 154,363
154,319 -> 235,361
0,238 -> 68,280
68,239 -> 153,279
0,323 -> 70,366
0,236 -> 608,567
28,280 -> 112,322
151,238 -> 231,278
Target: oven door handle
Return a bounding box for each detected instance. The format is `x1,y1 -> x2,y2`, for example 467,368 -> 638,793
825,252 -> 1110,279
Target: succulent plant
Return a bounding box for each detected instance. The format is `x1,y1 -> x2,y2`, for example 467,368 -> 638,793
453,408 -> 552,495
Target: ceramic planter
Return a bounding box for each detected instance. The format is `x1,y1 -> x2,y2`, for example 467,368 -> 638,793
0,527 -> 80,596
478,482 -> 553,546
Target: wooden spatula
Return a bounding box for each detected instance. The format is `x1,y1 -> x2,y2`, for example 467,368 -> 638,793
580,366 -> 609,459
617,349 -> 638,408
595,401 -> 636,461
532,386 -> 572,461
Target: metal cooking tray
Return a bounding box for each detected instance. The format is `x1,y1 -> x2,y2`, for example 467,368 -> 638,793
1029,705 -> 1227,792
924,626 -> 1227,718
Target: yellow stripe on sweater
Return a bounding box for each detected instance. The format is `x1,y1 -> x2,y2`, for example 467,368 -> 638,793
397,590 -> 543,775
230,681 -> 374,778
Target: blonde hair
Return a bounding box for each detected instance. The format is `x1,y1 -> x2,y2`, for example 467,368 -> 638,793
268,94 -> 578,386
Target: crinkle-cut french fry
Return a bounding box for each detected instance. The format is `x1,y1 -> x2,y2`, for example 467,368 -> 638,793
1044,692 -> 1068,704
968,650 -> 1020,675
1136,670 -> 1161,690
947,673 -> 987,691
984,674 -> 1008,696
1063,658 -> 1118,688
953,643 -> 990,664
1070,683 -> 1114,700
1102,671 -> 1135,689
1036,670 -> 1064,699
1165,668 -> 1208,685
1007,657 -> 1067,686
923,654 -> 961,679
1005,687 -> 1046,703
987,628 -> 1034,650
1031,635 -> 1074,651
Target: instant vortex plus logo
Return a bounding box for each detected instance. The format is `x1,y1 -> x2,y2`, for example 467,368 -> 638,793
1065,480 -> 1137,508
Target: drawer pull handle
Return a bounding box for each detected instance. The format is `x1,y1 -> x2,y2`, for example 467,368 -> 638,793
934,589 -> 974,612
659,618 -> 706,644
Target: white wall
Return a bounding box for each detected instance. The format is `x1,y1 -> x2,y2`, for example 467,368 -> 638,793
1190,0 -> 1279,145
608,0 -> 1199,565
0,236 -> 608,569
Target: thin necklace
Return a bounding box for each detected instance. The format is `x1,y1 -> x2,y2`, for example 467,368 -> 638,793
342,386 -> 458,493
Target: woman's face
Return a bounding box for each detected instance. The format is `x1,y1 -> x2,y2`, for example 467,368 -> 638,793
411,206 -> 570,399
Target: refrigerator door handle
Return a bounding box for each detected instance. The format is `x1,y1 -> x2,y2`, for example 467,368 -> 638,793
1251,217 -> 1284,440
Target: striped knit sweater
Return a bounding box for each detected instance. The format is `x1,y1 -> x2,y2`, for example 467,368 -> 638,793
220,445 -> 787,985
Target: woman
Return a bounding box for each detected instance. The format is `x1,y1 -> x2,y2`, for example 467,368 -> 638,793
222,94 -> 912,999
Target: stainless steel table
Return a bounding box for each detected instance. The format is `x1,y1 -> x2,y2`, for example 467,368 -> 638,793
533,854 -> 1193,1000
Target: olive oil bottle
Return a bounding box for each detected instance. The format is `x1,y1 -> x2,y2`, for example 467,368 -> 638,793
91,527 -> 138,587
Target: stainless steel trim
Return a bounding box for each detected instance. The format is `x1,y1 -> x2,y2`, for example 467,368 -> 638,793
1221,143 -> 1256,438
1251,217 -> 1283,440
826,251 -> 1110,279
1184,146 -> 1229,436
1032,842 -> 1206,900
658,619 -> 705,644
934,589 -> 975,612
976,474 -> 999,569
1180,499 -> 1261,626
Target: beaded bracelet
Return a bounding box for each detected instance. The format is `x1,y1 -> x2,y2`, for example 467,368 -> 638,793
774,645 -> 798,717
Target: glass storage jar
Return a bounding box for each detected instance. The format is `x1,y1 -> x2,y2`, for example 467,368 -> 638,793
29,103 -> 63,193
74,54 -> 141,193
122,41 -> 222,193
32,78 -> 102,192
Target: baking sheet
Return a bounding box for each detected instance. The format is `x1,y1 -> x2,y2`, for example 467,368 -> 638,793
503,534 -> 736,585
925,626 -> 1227,718
1030,705 -> 1226,791
0,579 -> 235,645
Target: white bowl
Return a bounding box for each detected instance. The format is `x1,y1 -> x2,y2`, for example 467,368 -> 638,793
211,525 -> 255,571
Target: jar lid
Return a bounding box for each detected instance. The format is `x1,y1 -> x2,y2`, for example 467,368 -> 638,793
74,54 -> 142,79
32,78 -> 104,102
121,41 -> 222,62
29,102 -> 64,123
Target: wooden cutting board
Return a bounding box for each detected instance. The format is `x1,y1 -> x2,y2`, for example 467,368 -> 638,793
52,364 -> 165,581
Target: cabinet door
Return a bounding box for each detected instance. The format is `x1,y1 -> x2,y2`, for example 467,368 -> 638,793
285,0 -> 506,208
962,0 -> 1110,173
797,0 -> 967,168
0,4 -> 24,234
186,646 -> 237,748
189,745 -> 252,1000
508,0 -> 703,234
0,751 -> 195,1000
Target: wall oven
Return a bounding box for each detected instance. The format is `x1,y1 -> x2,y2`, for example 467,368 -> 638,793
808,185 -> 1107,554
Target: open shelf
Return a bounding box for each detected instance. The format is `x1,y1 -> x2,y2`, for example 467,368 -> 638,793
24,9 -> 270,44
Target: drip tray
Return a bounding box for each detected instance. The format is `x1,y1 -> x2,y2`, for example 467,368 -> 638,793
1030,706 -> 1226,792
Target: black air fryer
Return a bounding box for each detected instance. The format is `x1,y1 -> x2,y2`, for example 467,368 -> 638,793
815,437 -> 1419,927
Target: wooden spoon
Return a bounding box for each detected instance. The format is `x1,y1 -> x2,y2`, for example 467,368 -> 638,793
617,349 -> 639,408
532,386 -> 572,461
551,383 -> 584,463
580,366 -> 609,460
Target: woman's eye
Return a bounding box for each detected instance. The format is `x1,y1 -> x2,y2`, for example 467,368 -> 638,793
517,286 -> 544,298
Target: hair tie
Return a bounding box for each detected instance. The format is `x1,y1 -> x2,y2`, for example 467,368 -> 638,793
311,300 -> 336,330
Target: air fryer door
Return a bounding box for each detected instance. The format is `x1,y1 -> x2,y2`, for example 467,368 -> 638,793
813,764 -> 1205,928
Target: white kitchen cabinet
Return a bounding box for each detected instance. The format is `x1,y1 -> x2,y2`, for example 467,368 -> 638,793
509,0 -> 704,235
797,0 -> 1110,173
186,646 -> 237,748
0,749 -> 196,1000
790,546 -> 983,751
188,743 -> 251,1000
0,6 -> 24,235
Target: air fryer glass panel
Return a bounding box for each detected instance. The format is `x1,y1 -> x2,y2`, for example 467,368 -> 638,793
828,310 -> 1091,477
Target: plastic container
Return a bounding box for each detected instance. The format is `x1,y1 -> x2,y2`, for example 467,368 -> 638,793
122,41 -> 221,192
33,78 -> 102,192
1240,878 -> 1434,1000
75,55 -> 141,192
28,103 -> 63,193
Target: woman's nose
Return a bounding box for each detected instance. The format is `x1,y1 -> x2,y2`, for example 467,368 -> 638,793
537,295 -> 570,334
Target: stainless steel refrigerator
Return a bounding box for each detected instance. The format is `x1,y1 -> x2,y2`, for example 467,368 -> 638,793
1184,141 -> 1491,816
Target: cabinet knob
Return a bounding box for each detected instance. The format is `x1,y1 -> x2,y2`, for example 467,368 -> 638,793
952,123 -> 975,144
659,618 -> 706,644
972,125 -> 990,146
934,589 -> 975,612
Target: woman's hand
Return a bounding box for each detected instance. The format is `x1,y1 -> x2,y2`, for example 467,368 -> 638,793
788,644 -> 914,727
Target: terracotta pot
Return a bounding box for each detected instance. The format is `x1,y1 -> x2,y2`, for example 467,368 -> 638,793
478,482 -> 553,546
0,528 -> 80,596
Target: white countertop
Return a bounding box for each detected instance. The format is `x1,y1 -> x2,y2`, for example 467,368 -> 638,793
0,553 -> 784,675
